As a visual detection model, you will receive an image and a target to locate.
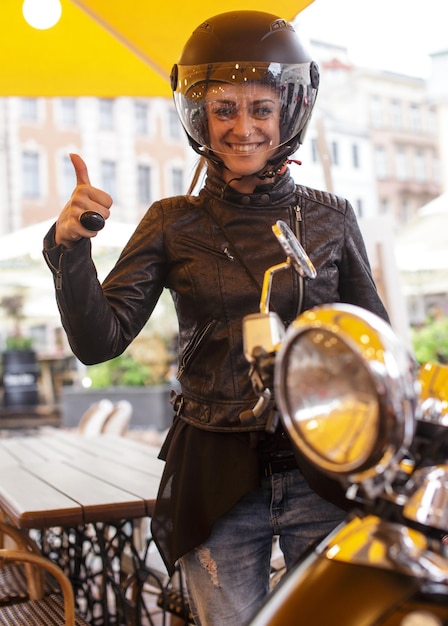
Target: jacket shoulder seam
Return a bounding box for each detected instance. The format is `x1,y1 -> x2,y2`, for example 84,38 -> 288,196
156,195 -> 200,213
295,184 -> 348,214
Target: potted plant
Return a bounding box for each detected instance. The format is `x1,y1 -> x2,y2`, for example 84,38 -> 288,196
60,329 -> 179,431
0,294 -> 39,408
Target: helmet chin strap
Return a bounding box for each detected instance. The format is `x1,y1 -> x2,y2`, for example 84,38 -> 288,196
256,158 -> 302,180
221,159 -> 302,195
256,137 -> 302,179
256,163 -> 284,180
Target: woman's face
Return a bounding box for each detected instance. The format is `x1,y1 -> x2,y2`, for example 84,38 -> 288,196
205,83 -> 281,184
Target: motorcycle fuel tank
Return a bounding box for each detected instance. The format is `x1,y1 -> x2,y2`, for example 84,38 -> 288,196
249,517 -> 448,626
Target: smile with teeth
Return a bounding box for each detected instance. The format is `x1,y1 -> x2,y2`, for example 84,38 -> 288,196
227,142 -> 262,153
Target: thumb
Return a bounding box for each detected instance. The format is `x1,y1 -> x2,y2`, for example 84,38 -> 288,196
70,153 -> 91,186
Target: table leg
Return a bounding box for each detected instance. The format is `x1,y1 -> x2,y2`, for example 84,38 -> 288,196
35,519 -> 174,626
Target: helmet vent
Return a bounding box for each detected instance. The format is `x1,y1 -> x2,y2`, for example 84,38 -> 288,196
270,19 -> 294,32
196,21 -> 212,33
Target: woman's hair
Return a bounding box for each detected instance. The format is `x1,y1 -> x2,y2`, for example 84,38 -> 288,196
187,157 -> 207,195
188,157 -> 229,195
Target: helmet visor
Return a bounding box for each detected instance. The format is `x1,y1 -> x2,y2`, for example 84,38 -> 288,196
173,61 -> 317,156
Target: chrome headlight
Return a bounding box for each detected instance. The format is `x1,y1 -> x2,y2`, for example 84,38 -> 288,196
275,304 -> 417,483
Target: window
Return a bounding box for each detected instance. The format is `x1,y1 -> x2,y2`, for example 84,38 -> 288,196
432,151 -> 441,184
171,167 -> 184,195
61,154 -> 76,198
21,98 -> 38,122
370,94 -> 383,127
310,138 -> 319,163
409,103 -> 421,133
396,147 -> 408,180
330,141 -> 339,166
101,160 -> 117,198
168,109 -> 182,139
400,199 -> 411,223
137,164 -> 151,205
374,145 -> 388,179
352,143 -> 360,169
99,99 -> 114,129
391,99 -> 402,129
135,101 -> 149,135
355,198 -> 363,218
414,150 -> 426,182
59,98 -> 77,126
22,151 -> 40,198
379,198 -> 389,214
428,107 -> 437,135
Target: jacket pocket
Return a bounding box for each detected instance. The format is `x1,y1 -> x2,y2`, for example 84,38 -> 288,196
177,318 -> 218,380
175,235 -> 234,261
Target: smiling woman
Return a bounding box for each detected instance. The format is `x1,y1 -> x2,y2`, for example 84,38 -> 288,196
42,9 -> 390,626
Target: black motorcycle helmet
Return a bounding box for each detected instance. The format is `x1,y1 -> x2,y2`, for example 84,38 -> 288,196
170,10 -> 319,175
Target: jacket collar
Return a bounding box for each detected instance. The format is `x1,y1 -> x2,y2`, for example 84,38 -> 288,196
203,169 -> 297,207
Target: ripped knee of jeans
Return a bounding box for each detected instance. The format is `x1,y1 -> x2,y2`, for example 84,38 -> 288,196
195,545 -> 219,587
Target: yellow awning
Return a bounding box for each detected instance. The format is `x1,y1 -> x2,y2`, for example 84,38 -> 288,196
3,0 -> 314,96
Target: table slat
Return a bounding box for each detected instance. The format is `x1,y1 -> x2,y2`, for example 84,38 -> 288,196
25,461 -> 147,523
65,458 -> 161,516
0,444 -> 21,468
39,433 -> 164,476
0,465 -> 82,528
0,439 -> 48,463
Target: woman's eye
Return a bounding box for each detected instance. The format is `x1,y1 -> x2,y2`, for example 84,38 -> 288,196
210,103 -> 237,119
251,105 -> 274,119
207,100 -> 277,121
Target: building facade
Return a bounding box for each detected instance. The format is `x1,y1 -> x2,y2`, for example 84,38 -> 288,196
0,96 -> 194,235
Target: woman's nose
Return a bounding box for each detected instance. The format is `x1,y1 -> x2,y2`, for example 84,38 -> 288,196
232,110 -> 253,137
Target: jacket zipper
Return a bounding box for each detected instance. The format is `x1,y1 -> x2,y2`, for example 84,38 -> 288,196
176,236 -> 234,261
177,319 -> 217,380
43,251 -> 64,290
294,204 -> 302,230
293,204 -> 304,317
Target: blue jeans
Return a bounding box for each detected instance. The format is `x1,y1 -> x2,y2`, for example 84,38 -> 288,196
179,469 -> 345,626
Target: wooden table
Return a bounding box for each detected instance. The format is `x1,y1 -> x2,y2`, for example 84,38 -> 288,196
0,432 -> 163,527
0,432 -> 166,625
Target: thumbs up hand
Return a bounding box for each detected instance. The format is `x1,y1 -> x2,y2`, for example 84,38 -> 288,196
55,154 -> 113,248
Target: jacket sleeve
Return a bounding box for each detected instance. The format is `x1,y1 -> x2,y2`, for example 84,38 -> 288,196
42,204 -> 165,365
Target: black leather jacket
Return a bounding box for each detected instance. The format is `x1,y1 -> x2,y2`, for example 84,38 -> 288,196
43,169 -> 388,433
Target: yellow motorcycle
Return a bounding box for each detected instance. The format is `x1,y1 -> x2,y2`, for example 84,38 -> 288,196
244,222 -> 448,626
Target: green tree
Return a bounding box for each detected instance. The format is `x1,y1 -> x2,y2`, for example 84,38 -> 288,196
412,315 -> 448,364
87,353 -> 153,387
